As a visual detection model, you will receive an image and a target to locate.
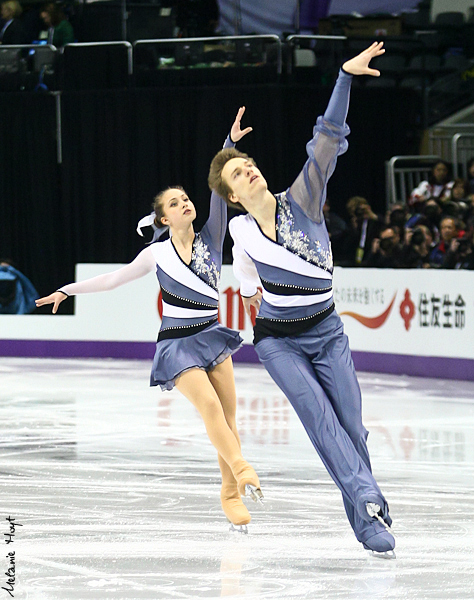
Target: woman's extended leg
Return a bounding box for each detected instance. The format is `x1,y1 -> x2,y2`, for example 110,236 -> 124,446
208,357 -> 251,525
175,367 -> 261,496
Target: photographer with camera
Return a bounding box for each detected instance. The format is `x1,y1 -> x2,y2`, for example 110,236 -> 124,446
429,216 -> 462,268
442,234 -> 474,270
343,196 -> 382,266
400,225 -> 432,269
363,226 -> 403,268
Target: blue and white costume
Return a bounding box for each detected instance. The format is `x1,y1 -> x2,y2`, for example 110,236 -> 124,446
229,70 -> 393,550
58,136 -> 242,391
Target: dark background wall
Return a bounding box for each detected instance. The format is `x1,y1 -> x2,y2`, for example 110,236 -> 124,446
0,82 -> 421,309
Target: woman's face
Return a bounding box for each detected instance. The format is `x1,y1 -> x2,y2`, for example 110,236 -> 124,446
452,183 -> 466,200
419,225 -> 433,246
433,162 -> 449,184
159,188 -> 196,229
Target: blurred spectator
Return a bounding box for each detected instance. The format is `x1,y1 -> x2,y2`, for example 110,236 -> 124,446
467,157 -> 474,196
0,0 -> 27,44
429,216 -> 461,267
40,2 -> 74,47
323,198 -> 347,263
409,161 -> 454,205
363,226 -> 403,268
343,196 -> 382,266
446,177 -> 470,221
406,198 -> 442,242
465,196 -> 474,230
387,203 -> 407,231
450,177 -> 469,202
442,234 -> 474,270
400,225 -> 432,268
177,0 -> 219,37
0,260 -> 38,314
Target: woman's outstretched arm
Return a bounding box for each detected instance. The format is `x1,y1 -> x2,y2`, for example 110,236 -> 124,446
35,246 -> 156,313
205,106 -> 253,251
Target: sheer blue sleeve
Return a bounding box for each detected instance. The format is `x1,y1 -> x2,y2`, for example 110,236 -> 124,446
289,69 -> 352,223
202,134 -> 235,251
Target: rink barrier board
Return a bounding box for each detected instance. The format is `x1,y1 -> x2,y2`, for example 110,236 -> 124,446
1,264 -> 473,380
0,339 -> 473,382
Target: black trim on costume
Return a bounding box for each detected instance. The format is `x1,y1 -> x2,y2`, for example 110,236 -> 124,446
253,303 -> 335,345
260,278 -> 332,297
157,317 -> 217,342
251,197 -> 278,243
161,287 -> 216,310
56,290 -> 69,297
169,235 -> 219,293
170,236 -> 194,267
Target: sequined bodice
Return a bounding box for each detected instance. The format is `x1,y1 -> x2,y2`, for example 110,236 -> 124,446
189,232 -> 220,292
276,192 -> 333,271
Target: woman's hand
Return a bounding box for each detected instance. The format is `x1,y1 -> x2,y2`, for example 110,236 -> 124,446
342,41 -> 385,77
242,289 -> 262,318
35,291 -> 68,314
230,106 -> 253,143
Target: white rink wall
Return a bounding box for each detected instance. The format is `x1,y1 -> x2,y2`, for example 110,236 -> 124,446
0,265 -> 473,377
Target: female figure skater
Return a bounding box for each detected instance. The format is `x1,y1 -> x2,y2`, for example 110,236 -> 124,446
36,108 -> 262,533
208,43 -> 396,557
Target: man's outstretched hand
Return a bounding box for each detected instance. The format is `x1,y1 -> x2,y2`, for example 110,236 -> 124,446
342,41 -> 385,77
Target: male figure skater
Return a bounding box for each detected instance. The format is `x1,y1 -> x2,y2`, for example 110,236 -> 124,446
208,42 -> 395,558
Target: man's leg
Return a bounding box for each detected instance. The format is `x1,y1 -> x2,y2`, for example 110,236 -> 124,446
255,335 -> 386,527
305,313 -> 391,544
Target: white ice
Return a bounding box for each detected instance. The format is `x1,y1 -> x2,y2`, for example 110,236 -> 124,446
1,357 -> 473,599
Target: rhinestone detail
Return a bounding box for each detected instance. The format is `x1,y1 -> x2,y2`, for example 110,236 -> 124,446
260,278 -> 332,292
190,233 -> 220,292
276,192 -> 333,271
160,318 -> 216,333
161,287 -> 217,309
256,303 -> 333,323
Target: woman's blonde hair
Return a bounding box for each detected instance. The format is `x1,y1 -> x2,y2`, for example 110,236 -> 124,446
2,0 -> 22,18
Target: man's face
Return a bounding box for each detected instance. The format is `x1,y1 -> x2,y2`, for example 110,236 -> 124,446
221,157 -> 267,206
440,218 -> 456,242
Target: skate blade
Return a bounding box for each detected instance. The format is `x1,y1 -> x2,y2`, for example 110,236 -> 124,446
245,484 -> 264,505
366,549 -> 396,560
229,523 -> 248,534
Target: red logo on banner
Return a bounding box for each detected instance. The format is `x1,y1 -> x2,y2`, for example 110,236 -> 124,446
157,287 -> 254,329
157,290 -> 163,319
340,293 -> 396,329
399,289 -> 415,331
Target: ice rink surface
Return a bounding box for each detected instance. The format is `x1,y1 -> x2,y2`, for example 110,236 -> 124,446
1,357 -> 473,600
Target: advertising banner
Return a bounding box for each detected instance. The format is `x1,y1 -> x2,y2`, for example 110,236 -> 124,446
0,264 -> 472,379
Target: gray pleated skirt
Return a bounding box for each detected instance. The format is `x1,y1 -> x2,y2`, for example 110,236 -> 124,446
150,321 -> 243,391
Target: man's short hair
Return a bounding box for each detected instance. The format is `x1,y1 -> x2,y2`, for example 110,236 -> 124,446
208,147 -> 255,212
